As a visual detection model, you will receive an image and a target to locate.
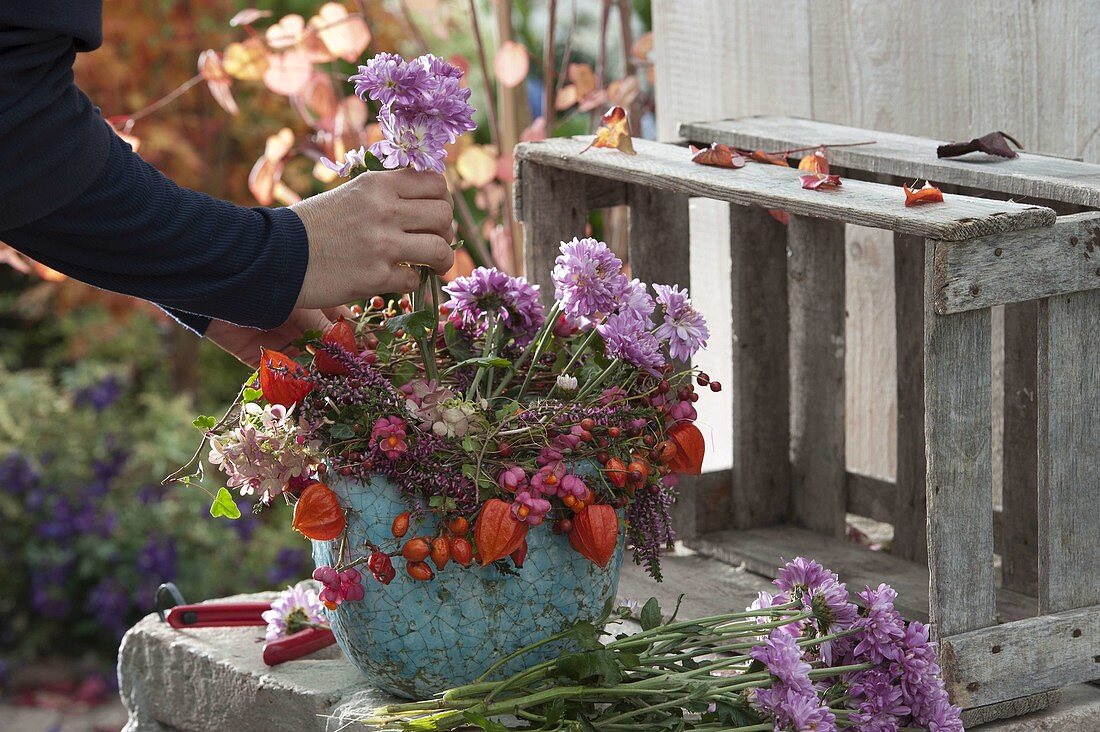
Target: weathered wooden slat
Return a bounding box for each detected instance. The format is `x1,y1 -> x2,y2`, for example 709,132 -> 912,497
845,472 -> 894,525
893,233 -> 928,563
959,692 -> 1058,729
940,605 -> 1100,708
680,116 -> 1100,208
628,186 -> 694,536
1037,289 -> 1100,614
515,161 -> 589,303
932,212 -> 1100,314
514,138 -> 1056,242
925,246 -> 997,637
1001,301 -> 1039,599
728,204 -> 790,529
684,525 -> 1037,625
788,216 -> 847,537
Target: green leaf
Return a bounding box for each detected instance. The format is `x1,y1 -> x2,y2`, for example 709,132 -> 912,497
541,699 -> 565,728
640,597 -> 662,630
209,487 -> 241,520
461,464 -> 477,480
576,714 -> 599,732
329,423 -> 355,440
385,309 -> 437,338
445,356 -> 512,374
241,387 -> 263,403
428,495 -> 457,510
192,415 -> 216,431
461,710 -> 509,732
555,650 -> 622,685
443,322 -> 473,362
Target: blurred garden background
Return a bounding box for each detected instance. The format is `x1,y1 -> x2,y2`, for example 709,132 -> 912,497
0,0 -> 653,726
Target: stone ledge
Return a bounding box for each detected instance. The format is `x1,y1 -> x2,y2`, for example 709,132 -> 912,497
118,558 -> 1100,731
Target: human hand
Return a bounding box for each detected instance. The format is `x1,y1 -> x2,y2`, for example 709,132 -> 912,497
206,307 -> 354,368
290,169 -> 455,309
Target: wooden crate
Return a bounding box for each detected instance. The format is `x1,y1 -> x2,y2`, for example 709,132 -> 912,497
513,117 -> 1100,725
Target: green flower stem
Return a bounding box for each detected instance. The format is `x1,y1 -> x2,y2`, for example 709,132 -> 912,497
466,312 -> 498,401
545,328 -> 600,399
577,358 -> 621,399
496,302 -> 560,398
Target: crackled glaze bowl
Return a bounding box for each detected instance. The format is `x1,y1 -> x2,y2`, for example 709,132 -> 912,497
312,473 -> 625,699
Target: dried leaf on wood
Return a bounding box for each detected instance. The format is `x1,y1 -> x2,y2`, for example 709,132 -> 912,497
797,147 -> 829,174
903,181 -> 944,207
690,143 -> 745,169
799,173 -> 842,190
937,131 -> 1022,159
768,209 -> 790,225
581,106 -> 635,155
749,149 -> 789,167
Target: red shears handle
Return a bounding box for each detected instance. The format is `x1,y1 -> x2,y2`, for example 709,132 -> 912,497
164,601 -> 270,628
263,626 -> 336,666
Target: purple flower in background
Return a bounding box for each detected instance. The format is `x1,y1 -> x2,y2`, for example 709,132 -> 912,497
443,267 -> 545,346
136,537 -> 177,582
750,630 -> 815,696
73,375 -> 123,412
653,284 -> 709,361
262,585 -> 325,642
848,668 -> 911,732
350,52 -> 430,106
0,452 -> 38,496
268,547 -> 311,586
552,238 -> 629,319
852,584 -> 906,664
320,146 -> 367,177
599,312 -> 665,374
371,110 -> 450,173
86,577 -> 133,638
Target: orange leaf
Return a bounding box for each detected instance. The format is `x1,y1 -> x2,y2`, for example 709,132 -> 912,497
308,3 -> 371,63
456,145 -> 498,188
666,422 -> 705,475
904,181 -> 945,207
568,63 -> 598,98
494,40 -> 529,89
768,209 -> 790,226
223,38 -> 269,81
292,483 -> 346,540
631,32 -> 654,61
582,106 -> 635,155
259,348 -> 313,407
555,84 -> 578,111
799,173 -> 842,190
568,504 -> 619,568
691,143 -> 746,169
264,50 -> 313,96
749,149 -> 789,167
607,77 -> 641,108
444,248 -> 476,283
249,128 -> 295,205
198,50 -> 238,115
797,147 -> 830,174
474,498 -> 529,564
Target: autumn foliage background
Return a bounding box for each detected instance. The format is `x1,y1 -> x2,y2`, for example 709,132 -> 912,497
0,0 -> 653,690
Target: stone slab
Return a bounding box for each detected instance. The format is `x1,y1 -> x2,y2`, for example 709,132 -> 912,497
117,556 -> 1100,731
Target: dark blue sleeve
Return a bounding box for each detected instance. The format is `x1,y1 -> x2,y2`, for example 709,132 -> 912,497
0,12 -> 310,335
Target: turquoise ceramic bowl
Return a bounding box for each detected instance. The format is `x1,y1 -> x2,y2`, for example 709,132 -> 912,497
312,473 -> 625,699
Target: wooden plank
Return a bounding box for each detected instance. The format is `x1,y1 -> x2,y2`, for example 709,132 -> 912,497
1001,301 -> 1039,599
845,472 -> 894,524
728,204 -> 790,529
627,185 -> 694,537
514,138 -> 1056,242
940,605 -> 1100,708
680,116 -> 1100,208
1037,289 -> 1100,613
684,525 -> 1037,625
933,212 -> 1100,314
893,233 -> 928,562
515,161 -> 589,303
925,246 -> 997,637
788,216 -> 847,536
960,692 -> 1058,728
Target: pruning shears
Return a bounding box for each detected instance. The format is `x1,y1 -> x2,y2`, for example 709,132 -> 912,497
155,583 -> 335,666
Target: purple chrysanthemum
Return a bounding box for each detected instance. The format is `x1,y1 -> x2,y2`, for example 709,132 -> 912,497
552,237 -> 629,319
750,630 -> 815,697
443,267 -> 545,346
653,283 -> 709,361
350,52 -> 430,106
320,146 -> 367,177
852,584 -> 906,664
922,695 -> 965,732
261,584 -> 325,642
370,109 -> 450,173
410,74 -> 476,142
619,278 -> 655,322
847,668 -> 911,732
775,557 -> 839,595
747,590 -> 803,639
779,688 -> 839,731
598,311 -> 665,374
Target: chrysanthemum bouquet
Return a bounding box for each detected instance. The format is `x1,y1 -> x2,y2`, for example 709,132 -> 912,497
358,558 -> 964,732
175,54 -> 712,600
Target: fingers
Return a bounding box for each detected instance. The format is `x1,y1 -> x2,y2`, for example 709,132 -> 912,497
397,198 -> 453,241
389,168 -> 449,200
396,234 -> 454,275
389,264 -> 422,293
290,309 -> 335,334
321,306 -> 355,321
